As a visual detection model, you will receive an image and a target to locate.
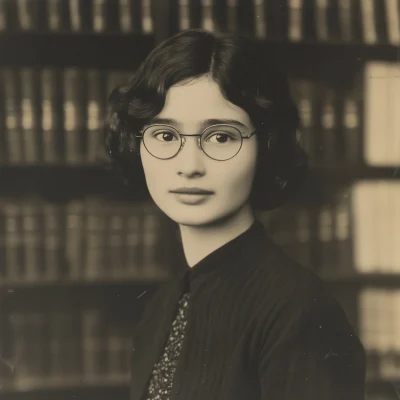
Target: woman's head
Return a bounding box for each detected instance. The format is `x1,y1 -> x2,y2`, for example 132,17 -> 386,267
105,29 -> 308,222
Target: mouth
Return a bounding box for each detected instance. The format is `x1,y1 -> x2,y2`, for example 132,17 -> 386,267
169,188 -> 214,195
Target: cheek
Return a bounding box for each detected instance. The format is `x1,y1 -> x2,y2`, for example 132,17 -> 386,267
216,157 -> 257,196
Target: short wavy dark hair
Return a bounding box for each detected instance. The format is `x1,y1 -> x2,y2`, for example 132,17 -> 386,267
105,29 -> 308,211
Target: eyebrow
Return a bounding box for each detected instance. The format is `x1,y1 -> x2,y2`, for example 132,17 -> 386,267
147,118 -> 248,130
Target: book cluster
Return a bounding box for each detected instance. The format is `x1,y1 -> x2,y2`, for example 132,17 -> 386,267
1,308 -> 131,391
1,0 -> 399,45
0,68 -> 131,165
0,198 -> 169,284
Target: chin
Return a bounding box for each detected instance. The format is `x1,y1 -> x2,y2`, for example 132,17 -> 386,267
163,203 -> 243,229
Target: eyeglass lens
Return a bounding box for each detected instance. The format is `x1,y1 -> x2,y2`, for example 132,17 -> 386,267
142,125 -> 243,161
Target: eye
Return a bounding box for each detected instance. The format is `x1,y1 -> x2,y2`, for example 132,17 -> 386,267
153,130 -> 179,142
205,132 -> 237,144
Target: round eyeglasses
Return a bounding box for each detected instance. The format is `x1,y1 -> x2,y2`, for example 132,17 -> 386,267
136,124 -> 257,161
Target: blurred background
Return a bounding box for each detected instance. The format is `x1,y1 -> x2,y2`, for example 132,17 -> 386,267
0,0 -> 399,399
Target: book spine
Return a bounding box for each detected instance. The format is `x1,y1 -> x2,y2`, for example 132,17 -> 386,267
86,69 -> 105,163
0,202 -> 5,279
360,0 -> 378,43
338,0 -> 353,41
85,198 -> 106,281
317,204 -> 336,276
108,205 -> 126,279
65,201 -> 85,280
0,0 -> 7,30
41,68 -> 60,163
4,203 -> 23,281
119,0 -> 133,32
201,0 -> 214,31
82,308 -> 106,379
253,0 -> 266,38
43,203 -> 64,281
227,0 -> 238,33
342,85 -> 361,164
126,206 -> 142,278
63,68 -> 86,164
291,79 -> 315,164
352,182 -> 374,273
315,0 -> 329,41
16,0 -> 38,31
21,202 -> 42,281
334,188 -> 354,274
46,0 -> 63,31
141,0 -> 153,34
3,69 -> 23,164
395,185 -> 400,274
288,0 -> 303,41
178,0 -> 190,30
20,68 -> 40,164
107,325 -> 126,380
69,0 -> 82,31
295,206 -> 312,268
319,86 -> 338,165
385,0 -> 400,45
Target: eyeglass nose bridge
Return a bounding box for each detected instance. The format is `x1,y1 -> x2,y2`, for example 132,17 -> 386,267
179,133 -> 203,154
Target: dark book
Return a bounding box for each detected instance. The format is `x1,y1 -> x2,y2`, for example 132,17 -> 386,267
86,69 -> 106,163
236,0 -> 255,36
4,203 -> 24,281
265,0 -> 289,41
360,0 -> 378,44
63,68 -> 86,164
316,203 -> 337,276
41,68 -> 63,163
20,68 -> 41,164
21,201 -> 44,282
3,68 -> 23,164
43,203 -> 65,281
253,0 -> 267,38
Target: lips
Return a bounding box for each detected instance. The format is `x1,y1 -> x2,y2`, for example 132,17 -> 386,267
170,187 -> 214,195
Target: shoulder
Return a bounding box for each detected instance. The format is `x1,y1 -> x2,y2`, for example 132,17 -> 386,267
248,237 -> 358,344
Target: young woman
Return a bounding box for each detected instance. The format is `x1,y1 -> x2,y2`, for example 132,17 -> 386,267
105,29 -> 366,400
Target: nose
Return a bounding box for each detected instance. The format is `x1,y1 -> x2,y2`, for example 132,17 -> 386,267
176,135 -> 206,177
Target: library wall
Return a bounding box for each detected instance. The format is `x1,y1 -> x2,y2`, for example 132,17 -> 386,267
0,1 -> 399,400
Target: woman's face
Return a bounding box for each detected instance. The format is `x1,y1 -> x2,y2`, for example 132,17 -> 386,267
140,75 -> 258,227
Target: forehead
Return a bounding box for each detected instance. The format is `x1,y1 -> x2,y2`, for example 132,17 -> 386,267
157,77 -> 251,125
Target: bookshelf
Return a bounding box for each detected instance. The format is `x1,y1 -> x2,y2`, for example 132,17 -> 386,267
0,1 -> 399,399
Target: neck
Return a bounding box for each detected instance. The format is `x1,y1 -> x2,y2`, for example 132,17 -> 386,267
178,204 -> 255,268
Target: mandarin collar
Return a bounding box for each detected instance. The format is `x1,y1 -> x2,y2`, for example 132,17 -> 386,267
174,219 -> 267,290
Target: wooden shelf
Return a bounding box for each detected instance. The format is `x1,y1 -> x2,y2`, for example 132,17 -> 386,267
0,164 -> 148,202
0,377 -> 129,400
0,33 -> 155,69
0,33 -> 398,68
1,164 -> 398,202
322,272 -> 400,288
256,40 -> 400,81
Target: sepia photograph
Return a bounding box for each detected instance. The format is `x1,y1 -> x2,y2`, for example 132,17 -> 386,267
0,1 -> 399,399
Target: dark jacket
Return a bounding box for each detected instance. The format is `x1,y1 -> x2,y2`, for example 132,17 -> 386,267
130,219 -> 366,400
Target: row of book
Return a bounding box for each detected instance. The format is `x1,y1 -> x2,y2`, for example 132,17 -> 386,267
2,63 -> 397,167
1,309 -> 131,390
260,181 -> 400,275
1,288 -> 399,391
0,67 -> 132,164
1,0 -> 400,46
1,180 -> 399,285
0,0 -> 153,34
0,198 -> 170,284
360,288 -> 400,380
